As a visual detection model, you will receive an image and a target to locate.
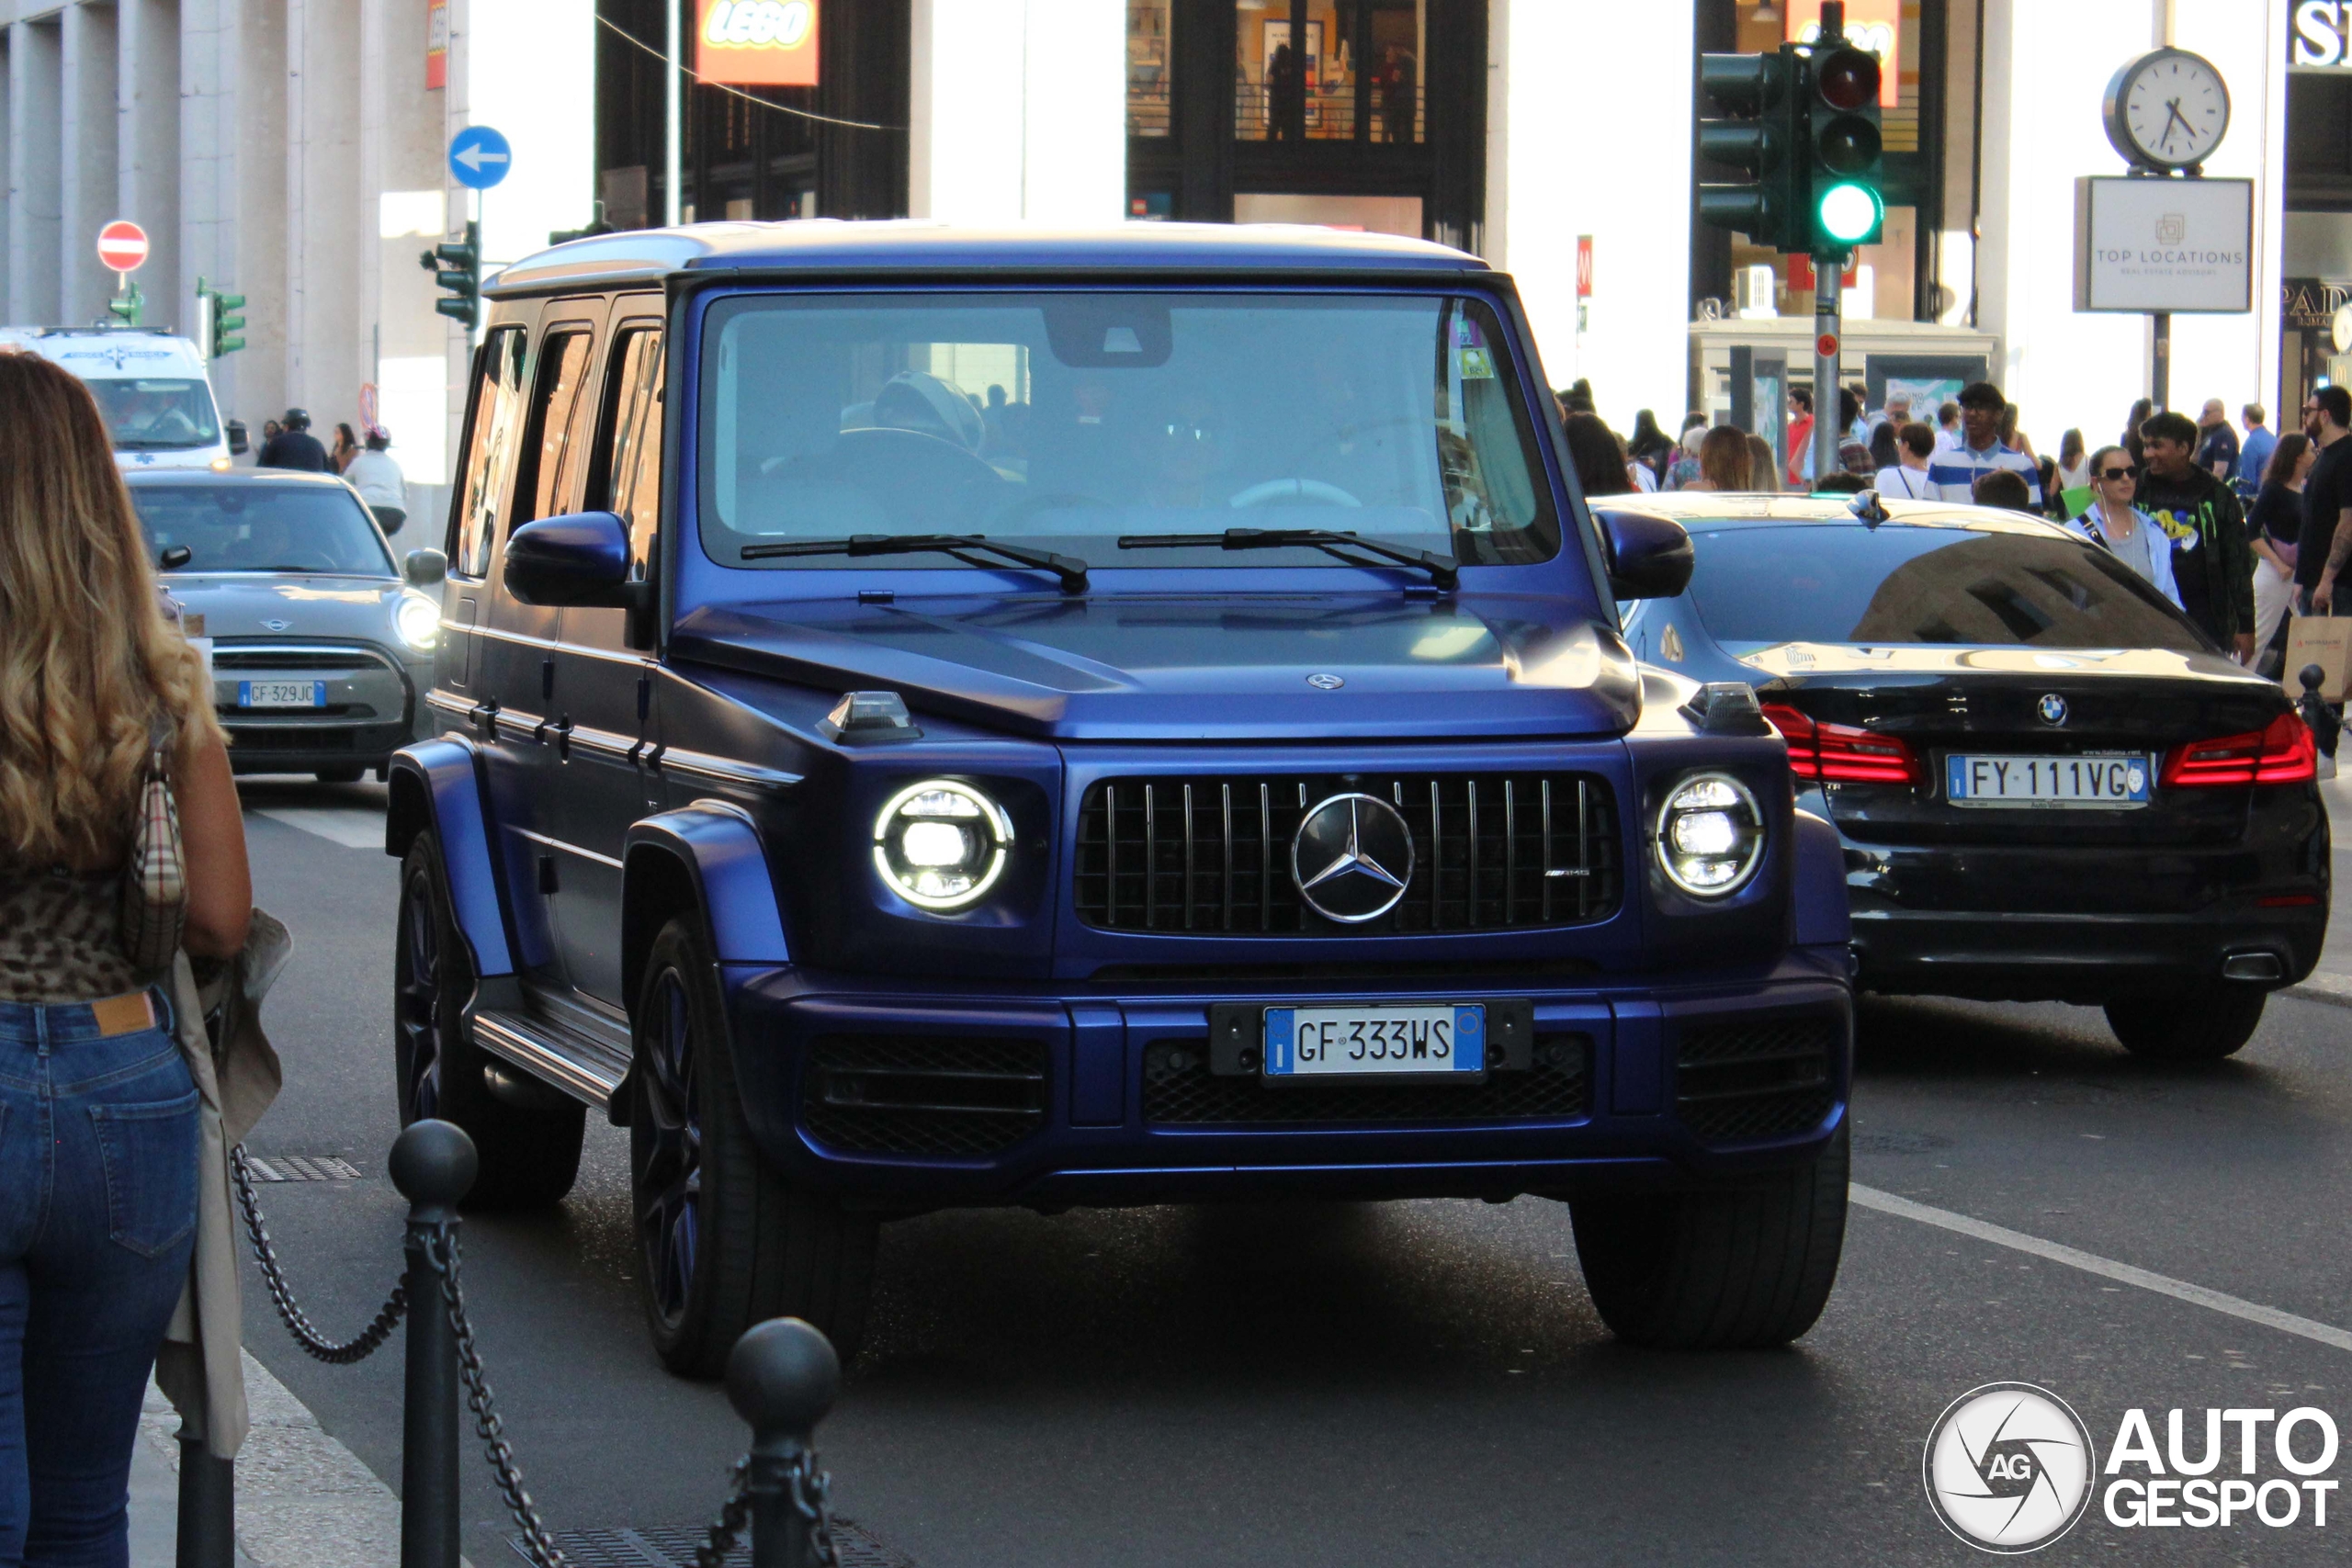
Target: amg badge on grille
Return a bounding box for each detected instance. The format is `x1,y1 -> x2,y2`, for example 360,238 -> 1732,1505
1291,793 -> 1415,923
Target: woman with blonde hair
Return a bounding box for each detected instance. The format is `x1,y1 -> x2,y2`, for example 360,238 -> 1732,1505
0,352 -> 250,1559
1746,434 -> 1784,493
1688,425 -> 1752,492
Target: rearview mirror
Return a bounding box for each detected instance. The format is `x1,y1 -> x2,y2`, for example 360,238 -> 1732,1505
503,512 -> 635,608
1594,507 -> 1693,601
404,548 -> 448,588
159,545 -> 193,571
225,419 -> 249,457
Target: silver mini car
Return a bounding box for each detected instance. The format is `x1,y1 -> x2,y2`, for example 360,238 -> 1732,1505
128,468 -> 443,780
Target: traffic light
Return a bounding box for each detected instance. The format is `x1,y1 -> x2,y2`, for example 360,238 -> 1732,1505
1806,43 -> 1884,252
197,277 -> 246,358
107,279 -> 145,327
421,220 -> 481,332
1696,49 -> 1803,254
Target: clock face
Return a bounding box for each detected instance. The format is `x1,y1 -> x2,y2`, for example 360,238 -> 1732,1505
2113,50 -> 2229,169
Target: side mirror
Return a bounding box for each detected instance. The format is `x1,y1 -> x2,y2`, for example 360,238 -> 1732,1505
503,512 -> 633,607
225,419 -> 249,457
404,548 -> 448,588
1595,507 -> 1694,601
159,545 -> 193,571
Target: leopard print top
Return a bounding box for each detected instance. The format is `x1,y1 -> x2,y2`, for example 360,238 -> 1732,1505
0,863 -> 154,1003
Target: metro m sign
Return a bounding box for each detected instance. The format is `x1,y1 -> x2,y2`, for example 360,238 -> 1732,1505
698,0 -> 818,86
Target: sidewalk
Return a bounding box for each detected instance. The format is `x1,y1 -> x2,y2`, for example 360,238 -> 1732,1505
130,1350 -> 408,1568
2288,773 -> 2352,1009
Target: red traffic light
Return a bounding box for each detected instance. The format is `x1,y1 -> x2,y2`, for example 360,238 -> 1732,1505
1816,47 -> 1880,111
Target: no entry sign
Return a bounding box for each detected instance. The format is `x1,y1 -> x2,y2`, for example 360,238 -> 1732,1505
97,220 -> 150,275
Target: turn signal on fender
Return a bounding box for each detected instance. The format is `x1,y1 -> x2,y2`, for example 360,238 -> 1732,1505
1760,704 -> 1926,785
2161,712 -> 2318,787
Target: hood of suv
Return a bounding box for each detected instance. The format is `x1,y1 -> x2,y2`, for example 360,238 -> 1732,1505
164,573 -> 406,642
672,593 -> 1643,740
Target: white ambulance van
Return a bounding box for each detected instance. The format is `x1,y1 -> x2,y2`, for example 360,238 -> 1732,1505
0,327 -> 240,470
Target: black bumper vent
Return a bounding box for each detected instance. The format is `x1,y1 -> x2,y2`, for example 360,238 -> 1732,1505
1143,1033 -> 1589,1124
802,1035 -> 1047,1159
1674,1019 -> 1838,1144
1076,773 -> 1620,935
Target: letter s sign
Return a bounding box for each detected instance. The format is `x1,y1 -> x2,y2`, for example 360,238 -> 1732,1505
2296,1 -> 2346,68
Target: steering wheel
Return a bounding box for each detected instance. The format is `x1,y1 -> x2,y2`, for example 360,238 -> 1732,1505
1229,478 -> 1363,509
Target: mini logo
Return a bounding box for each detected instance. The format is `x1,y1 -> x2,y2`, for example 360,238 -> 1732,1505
263,618 -> 291,631
2156,212 -> 2186,245
1291,794 -> 1415,923
1924,1382 -> 2097,1553
1306,672 -> 1344,691
2036,694 -> 2068,727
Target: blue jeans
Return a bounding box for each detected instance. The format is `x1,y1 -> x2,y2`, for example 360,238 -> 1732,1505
0,992 -> 198,1568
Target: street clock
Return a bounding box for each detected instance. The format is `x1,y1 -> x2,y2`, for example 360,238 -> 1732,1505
2102,47 -> 2230,172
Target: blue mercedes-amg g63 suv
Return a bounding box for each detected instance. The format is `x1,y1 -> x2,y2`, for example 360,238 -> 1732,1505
387,221 -> 1854,1374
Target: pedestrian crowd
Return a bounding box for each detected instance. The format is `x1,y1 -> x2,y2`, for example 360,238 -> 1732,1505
1562,374 -> 2333,674
254,406 -> 411,534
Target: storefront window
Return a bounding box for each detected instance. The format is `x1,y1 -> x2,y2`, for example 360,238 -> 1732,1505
1129,1 -> 1171,136
1235,1 -> 1424,144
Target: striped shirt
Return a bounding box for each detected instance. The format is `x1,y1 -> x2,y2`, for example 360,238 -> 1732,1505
1926,439 -> 2042,506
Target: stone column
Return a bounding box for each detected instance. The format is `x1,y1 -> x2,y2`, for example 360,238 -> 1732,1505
61,0 -> 121,324
7,17 -> 63,325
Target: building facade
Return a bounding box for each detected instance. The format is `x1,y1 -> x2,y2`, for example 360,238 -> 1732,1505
0,0 -> 2299,501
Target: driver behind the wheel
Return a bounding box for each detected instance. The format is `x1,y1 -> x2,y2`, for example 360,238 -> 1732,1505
1135,392 -> 1227,511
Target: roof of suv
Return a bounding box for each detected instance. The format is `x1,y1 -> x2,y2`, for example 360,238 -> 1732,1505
1607,491 -> 2075,536
488,220 -> 1489,299
122,468 -> 357,490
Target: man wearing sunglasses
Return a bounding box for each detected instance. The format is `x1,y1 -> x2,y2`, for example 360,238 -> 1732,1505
2300,386 -> 2352,614
2072,445 -> 2180,607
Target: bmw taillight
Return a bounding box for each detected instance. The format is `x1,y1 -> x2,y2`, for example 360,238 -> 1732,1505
1760,703 -> 1926,785
2160,712 -> 2317,787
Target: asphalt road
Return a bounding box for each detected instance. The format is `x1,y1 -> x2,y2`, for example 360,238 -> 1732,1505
230,775 -> 2352,1566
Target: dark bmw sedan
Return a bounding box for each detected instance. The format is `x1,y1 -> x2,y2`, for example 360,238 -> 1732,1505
1609,492 -> 2327,1061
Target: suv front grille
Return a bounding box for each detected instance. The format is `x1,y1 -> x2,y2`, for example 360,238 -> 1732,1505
1076,773 -> 1620,935
801,1035 -> 1047,1159
1143,1033 -> 1590,1124
1674,1019 -> 1838,1144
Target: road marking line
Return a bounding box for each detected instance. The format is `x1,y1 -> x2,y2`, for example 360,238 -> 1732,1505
254,807 -> 382,850
1852,1184 -> 2352,1354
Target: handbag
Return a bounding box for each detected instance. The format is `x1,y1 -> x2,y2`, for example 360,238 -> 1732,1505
118,716 -> 187,971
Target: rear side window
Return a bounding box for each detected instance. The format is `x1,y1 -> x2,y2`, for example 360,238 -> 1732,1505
1686,523 -> 2208,652
593,325 -> 664,574
513,330 -> 598,528
453,327 -> 527,577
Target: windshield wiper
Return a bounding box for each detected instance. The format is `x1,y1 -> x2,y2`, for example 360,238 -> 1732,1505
738,533 -> 1089,593
1115,527 -> 1459,591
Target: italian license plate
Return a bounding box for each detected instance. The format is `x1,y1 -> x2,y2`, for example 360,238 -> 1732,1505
1945,753 -> 2152,808
1262,1004 -> 1486,1078
239,680 -> 325,709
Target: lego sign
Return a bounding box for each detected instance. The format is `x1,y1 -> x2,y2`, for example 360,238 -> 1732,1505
697,0 -> 818,86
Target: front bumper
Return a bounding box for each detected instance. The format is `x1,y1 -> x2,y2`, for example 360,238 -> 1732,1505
720,951 -> 1853,1211
211,639 -> 425,772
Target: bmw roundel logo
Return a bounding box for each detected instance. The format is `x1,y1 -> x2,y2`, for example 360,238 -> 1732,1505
1291,793 -> 1415,923
2036,693 -> 2068,727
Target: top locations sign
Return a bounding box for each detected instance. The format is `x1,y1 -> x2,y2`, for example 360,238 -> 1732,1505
2073,176 -> 2253,314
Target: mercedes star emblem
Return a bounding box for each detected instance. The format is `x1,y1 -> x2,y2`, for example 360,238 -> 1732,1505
1306,672 -> 1344,690
2037,693 -> 2068,727
1291,793 -> 1415,923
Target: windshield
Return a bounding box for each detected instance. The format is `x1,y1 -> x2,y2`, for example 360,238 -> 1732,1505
131,484 -> 395,576
697,290 -> 1559,575
1685,523 -> 2208,653
86,378 -> 221,451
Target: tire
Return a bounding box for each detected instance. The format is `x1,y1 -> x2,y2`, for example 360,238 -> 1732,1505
2106,990 -> 2267,1062
632,919 -> 876,1378
394,833 -> 584,1208
1569,1122 -> 1848,1349
315,765 -> 367,784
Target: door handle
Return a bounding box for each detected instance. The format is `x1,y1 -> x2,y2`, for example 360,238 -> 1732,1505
553,716 -> 573,760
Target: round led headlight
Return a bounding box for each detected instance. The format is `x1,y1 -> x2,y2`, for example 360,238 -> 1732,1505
396,591 -> 441,652
1655,773 -> 1765,898
873,780 -> 1012,910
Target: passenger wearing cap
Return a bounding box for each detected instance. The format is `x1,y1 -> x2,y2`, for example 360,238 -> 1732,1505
344,426 -> 409,534
1924,381 -> 2041,507
256,407 -> 331,472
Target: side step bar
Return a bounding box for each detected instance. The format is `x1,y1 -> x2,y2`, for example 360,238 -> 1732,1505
467,996 -> 630,1108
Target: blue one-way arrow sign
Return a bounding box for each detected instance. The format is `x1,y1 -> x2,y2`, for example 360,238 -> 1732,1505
448,125 -> 512,190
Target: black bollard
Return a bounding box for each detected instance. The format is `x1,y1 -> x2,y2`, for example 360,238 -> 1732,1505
2300,664 -> 2342,768
726,1318 -> 841,1568
175,1419 -> 235,1568
389,1120 -> 478,1568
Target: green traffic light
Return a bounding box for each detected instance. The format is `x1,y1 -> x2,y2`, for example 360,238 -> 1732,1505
1817,182 -> 1882,244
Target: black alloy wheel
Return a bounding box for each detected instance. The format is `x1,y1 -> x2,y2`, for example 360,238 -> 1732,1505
1568,1122 -> 1849,1349
2105,990 -> 2267,1062
631,918 -> 876,1378
393,833 -> 585,1208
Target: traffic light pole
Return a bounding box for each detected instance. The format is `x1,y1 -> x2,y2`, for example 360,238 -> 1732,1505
1813,257 -> 1843,488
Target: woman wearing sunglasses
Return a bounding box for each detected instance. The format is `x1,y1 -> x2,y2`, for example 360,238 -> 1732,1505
2073,444 -> 2182,609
